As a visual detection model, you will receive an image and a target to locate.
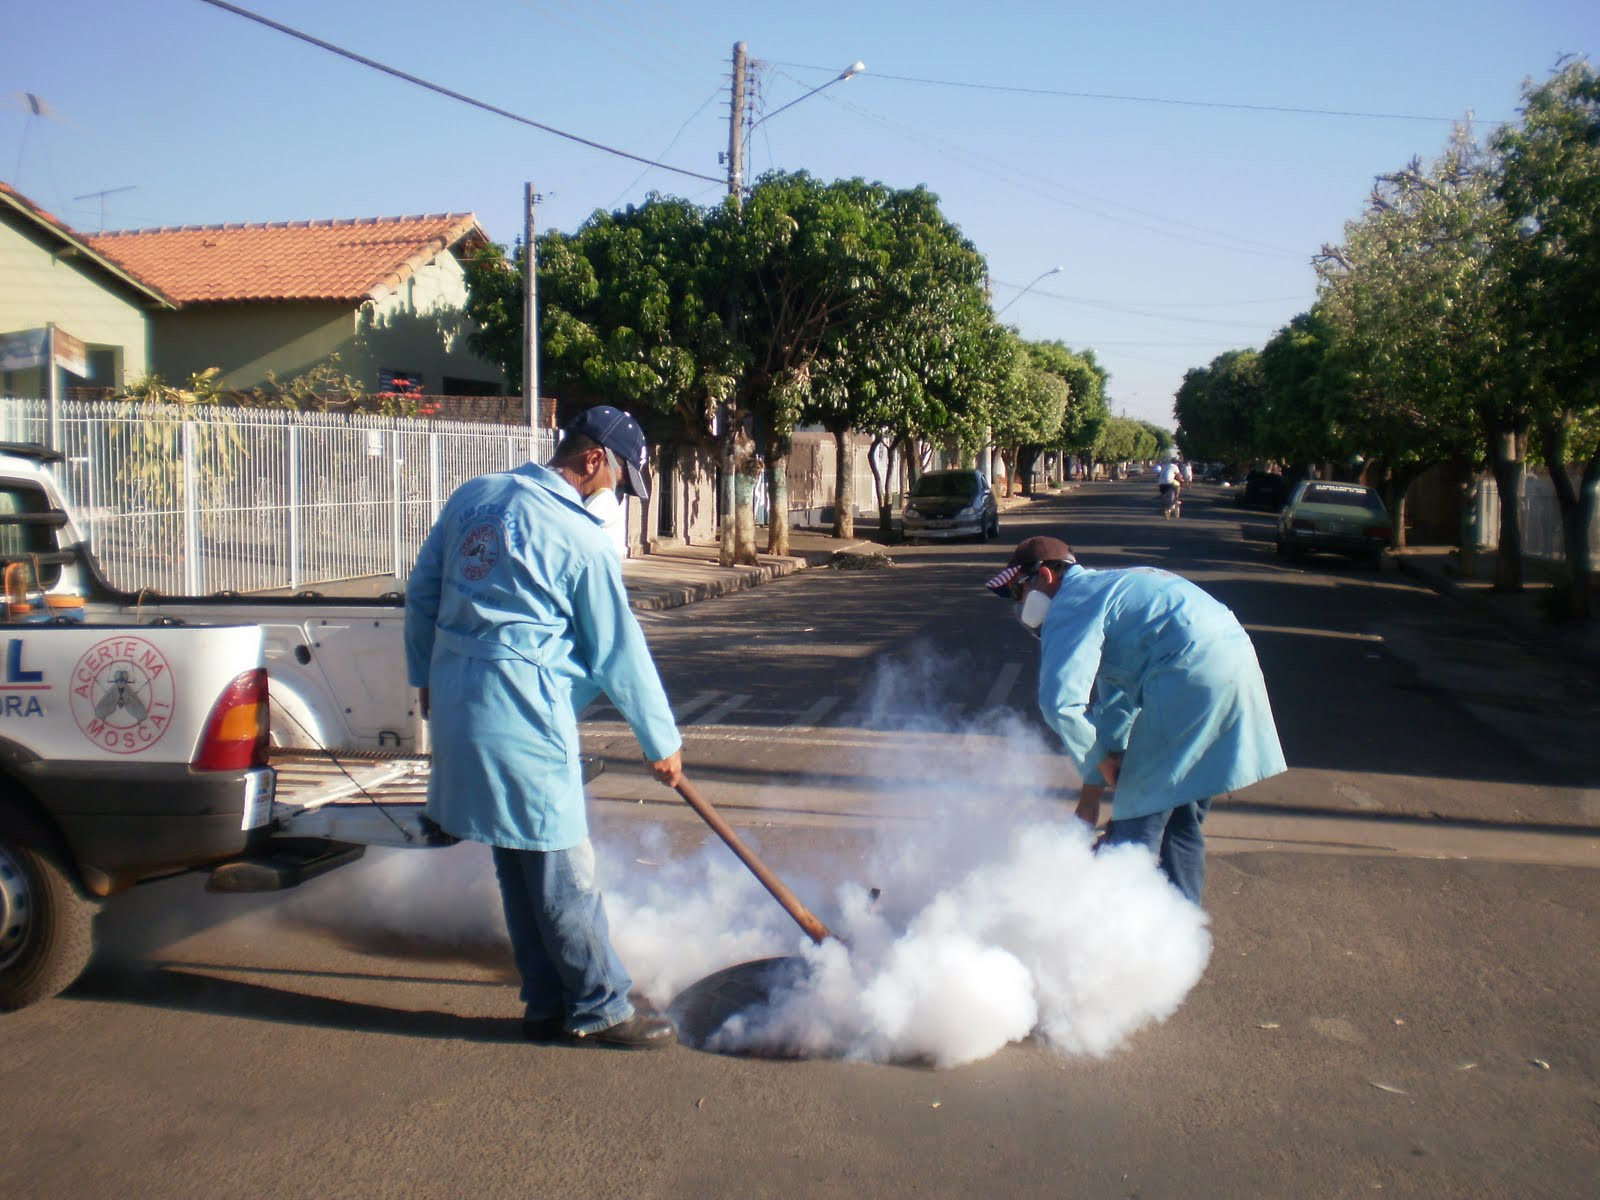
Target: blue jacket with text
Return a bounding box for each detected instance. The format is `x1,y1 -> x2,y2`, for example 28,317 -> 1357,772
404,463 -> 680,851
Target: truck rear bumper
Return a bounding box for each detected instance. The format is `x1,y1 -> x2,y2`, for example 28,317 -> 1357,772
14,760 -> 272,895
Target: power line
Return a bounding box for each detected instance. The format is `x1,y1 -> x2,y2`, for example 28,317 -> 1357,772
776,60 -> 1485,124
193,0 -> 724,186
821,90 -> 1305,259
608,84 -> 728,206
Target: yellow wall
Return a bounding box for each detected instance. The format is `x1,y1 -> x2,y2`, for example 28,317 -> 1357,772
0,217 -> 152,392
152,301 -> 355,391
150,250 -> 506,395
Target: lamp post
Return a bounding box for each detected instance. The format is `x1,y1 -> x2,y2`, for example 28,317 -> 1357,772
995,265 -> 1064,316
722,45 -> 865,564
727,46 -> 864,209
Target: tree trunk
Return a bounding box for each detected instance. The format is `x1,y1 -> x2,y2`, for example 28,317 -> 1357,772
719,418 -> 758,566
765,432 -> 790,556
1383,462 -> 1426,550
1488,427 -> 1527,593
868,433 -> 895,540
1539,412 -> 1598,621
998,448 -> 1018,497
734,460 -> 758,564
832,427 -> 854,541
1453,455 -> 1485,577
1018,446 -> 1038,496
718,419 -> 736,567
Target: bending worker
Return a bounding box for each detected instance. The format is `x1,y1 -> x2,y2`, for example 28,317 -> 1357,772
987,536 -> 1286,905
406,405 -> 682,1049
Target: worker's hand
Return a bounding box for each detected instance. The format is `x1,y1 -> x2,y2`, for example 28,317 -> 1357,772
418,687 -> 430,720
649,750 -> 684,788
1098,752 -> 1123,788
1075,784 -> 1104,830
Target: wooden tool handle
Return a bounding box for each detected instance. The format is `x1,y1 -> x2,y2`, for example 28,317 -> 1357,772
675,777 -> 833,945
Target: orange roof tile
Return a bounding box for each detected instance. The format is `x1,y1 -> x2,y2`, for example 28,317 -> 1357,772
86,213 -> 488,305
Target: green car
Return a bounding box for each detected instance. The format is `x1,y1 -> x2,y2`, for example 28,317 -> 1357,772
1275,481 -> 1392,568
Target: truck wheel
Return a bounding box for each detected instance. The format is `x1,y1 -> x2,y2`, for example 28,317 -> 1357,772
0,811 -> 97,1011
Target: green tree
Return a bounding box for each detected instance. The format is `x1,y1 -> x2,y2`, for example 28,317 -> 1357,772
798,181 -> 999,541
536,198 -> 737,447
1173,350 -> 1265,467
1316,129 -> 1521,579
1094,415 -> 1163,467
1051,346 -> 1110,476
1494,59 -> 1600,617
1257,309 -> 1352,476
987,335 -> 1068,497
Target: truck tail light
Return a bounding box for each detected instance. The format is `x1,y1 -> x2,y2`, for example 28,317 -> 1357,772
194,668 -> 270,770
1364,525 -> 1391,540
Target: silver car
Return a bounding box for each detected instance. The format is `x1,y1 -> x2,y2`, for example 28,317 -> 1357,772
902,469 -> 1000,542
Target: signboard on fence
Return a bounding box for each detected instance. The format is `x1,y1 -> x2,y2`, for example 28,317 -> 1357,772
0,326 -> 89,378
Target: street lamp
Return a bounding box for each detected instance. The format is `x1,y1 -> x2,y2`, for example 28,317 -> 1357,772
995,265 -> 1064,316
730,51 -> 865,204
749,60 -> 867,137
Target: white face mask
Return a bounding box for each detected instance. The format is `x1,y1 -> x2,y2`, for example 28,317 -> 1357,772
1019,586 -> 1052,632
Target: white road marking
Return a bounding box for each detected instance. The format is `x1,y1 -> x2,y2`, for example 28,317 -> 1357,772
670,691 -> 720,722
786,696 -> 840,729
688,693 -> 752,726
984,661 -> 1023,710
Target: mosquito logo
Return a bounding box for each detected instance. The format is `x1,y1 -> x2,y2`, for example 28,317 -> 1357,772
70,636 -> 174,754
459,521 -> 503,582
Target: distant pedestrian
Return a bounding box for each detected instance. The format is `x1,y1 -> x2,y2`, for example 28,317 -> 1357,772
406,404 -> 681,1048
986,536 -> 1286,904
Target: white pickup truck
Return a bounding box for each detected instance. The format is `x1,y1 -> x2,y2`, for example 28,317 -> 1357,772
0,443 -> 468,1011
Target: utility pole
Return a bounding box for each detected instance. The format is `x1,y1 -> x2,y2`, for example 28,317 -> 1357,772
716,42 -> 749,565
522,182 -> 539,427
727,42 -> 747,210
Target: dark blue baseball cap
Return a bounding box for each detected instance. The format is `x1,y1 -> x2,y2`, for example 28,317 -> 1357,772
565,405 -> 650,499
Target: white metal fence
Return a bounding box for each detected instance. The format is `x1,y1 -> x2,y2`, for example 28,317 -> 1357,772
1473,471 -> 1600,563
0,397 -> 556,594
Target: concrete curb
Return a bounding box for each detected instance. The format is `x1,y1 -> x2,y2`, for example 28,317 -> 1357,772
627,554 -> 805,612
625,541 -> 884,613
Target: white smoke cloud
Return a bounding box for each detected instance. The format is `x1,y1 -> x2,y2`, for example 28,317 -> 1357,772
270,658 -> 1213,1069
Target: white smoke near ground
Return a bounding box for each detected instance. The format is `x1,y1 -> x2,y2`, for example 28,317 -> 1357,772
269,652 -> 1212,1068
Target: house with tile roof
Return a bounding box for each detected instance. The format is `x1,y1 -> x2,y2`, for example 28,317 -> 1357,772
85,212 -> 507,397
1,182 -> 174,396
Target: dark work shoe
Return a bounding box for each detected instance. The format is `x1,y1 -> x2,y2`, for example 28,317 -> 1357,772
568,1012 -> 677,1049
521,1017 -> 566,1043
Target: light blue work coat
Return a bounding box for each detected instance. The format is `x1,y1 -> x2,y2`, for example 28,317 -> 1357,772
1037,565 -> 1286,819
404,463 -> 681,851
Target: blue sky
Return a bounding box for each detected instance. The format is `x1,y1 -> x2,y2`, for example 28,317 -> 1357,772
4,0 -> 1594,426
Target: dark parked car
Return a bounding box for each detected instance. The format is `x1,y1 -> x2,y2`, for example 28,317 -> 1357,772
902,469 -> 1000,542
1235,470 -> 1291,510
1275,480 -> 1392,568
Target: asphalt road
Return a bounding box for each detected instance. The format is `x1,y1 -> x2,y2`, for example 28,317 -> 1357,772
3,480 -> 1596,1199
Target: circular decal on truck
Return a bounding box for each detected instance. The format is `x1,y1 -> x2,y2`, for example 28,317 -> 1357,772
459,521 -> 503,581
70,635 -> 175,754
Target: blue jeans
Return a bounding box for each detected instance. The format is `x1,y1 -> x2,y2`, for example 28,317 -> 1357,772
1103,797 -> 1213,905
491,841 -> 635,1034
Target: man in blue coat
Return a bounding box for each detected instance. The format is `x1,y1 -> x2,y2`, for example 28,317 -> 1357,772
987,536 -> 1286,904
406,406 -> 683,1048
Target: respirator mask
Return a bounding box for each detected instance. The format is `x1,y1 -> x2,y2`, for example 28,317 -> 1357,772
1018,585 -> 1052,635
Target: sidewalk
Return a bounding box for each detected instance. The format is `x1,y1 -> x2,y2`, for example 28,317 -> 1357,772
250,525 -> 893,608
621,527 -> 888,611
1390,546 -> 1600,677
